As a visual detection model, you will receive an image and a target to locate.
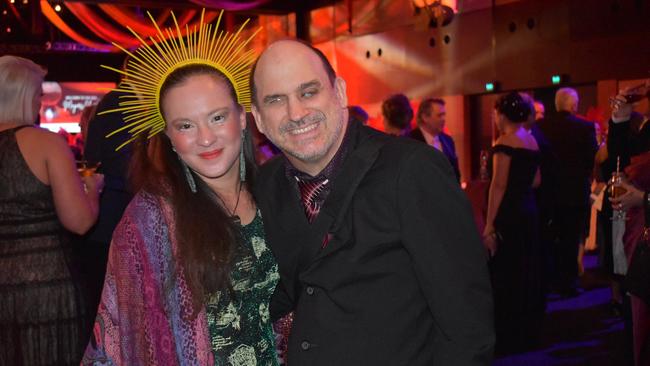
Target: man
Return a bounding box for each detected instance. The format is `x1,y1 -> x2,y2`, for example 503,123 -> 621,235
538,87 -> 598,296
251,39 -> 494,365
347,105 -> 369,125
410,98 -> 461,182
601,83 -> 650,319
520,93 -> 556,297
381,93 -> 413,136
533,100 -> 545,121
78,59 -> 133,329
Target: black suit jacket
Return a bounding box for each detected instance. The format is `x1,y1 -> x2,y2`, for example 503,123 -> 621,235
537,111 -> 597,208
409,128 -> 461,182
604,112 -> 650,178
84,89 -> 133,244
256,122 -> 494,366
529,123 -> 557,221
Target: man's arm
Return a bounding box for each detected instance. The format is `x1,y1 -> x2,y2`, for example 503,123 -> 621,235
269,280 -> 294,322
398,146 -> 495,365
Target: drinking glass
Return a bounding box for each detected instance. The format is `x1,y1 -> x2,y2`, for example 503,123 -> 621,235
76,160 -> 100,177
609,171 -> 627,220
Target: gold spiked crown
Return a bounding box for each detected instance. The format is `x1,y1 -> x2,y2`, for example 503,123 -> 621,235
100,9 -> 261,150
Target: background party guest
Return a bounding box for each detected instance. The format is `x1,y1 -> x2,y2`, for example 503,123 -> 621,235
410,97 -> 461,182
0,55 -> 103,366
381,93 -> 413,136
484,92 -> 544,354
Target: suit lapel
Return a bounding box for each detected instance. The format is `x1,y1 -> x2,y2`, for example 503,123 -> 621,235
261,163 -> 310,292
411,128 -> 425,143
307,126 -> 386,263
440,133 -> 454,160
264,124 -> 386,276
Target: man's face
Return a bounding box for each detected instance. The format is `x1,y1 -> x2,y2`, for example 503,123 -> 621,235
533,101 -> 545,120
421,103 -> 445,135
570,95 -> 579,114
251,41 -> 348,175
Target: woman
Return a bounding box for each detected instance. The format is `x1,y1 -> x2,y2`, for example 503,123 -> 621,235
0,55 -> 103,365
611,151 -> 650,366
82,13 -> 279,365
483,92 -> 544,354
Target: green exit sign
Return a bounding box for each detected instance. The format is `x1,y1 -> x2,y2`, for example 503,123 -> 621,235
551,75 -> 562,84
485,82 -> 495,92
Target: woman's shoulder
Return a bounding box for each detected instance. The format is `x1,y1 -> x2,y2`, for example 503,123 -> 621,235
18,126 -> 72,155
122,190 -> 169,223
18,125 -> 60,140
494,134 -> 539,155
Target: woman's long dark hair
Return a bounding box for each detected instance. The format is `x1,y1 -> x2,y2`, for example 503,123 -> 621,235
128,64 -> 257,319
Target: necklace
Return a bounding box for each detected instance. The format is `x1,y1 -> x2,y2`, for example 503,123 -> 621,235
223,181 -> 243,224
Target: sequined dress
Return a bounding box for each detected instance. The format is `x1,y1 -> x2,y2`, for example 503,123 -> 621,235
0,126 -> 87,365
206,213 -> 280,366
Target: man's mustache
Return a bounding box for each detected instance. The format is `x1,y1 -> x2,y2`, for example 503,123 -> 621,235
280,112 -> 326,133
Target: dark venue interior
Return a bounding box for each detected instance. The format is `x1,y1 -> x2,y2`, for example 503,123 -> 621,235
1,0 -> 649,365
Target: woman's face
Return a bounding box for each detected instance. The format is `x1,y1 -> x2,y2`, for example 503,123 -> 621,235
162,74 -> 245,185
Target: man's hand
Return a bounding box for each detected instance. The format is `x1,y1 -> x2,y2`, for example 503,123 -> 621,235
609,180 -> 645,211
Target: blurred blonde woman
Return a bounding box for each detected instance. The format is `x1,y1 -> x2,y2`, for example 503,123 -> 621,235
0,55 -> 103,365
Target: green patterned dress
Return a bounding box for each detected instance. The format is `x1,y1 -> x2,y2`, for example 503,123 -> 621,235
206,210 -> 280,366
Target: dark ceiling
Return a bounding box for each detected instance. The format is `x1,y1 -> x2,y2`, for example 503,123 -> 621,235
0,0 -> 339,80
0,0 -> 338,49
64,0 -> 339,14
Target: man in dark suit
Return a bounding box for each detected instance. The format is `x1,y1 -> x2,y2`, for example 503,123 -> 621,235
522,95 -> 557,297
78,64 -> 133,328
410,98 -> 461,182
251,39 -> 494,366
538,87 -> 598,296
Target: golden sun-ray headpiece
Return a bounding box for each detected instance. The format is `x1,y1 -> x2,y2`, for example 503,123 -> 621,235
101,9 -> 261,150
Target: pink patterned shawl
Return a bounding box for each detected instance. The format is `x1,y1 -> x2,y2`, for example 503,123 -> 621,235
82,191 -> 213,365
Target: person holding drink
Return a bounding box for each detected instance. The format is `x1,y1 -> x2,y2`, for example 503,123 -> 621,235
0,55 -> 104,365
610,155 -> 650,366
607,81 -> 650,366
602,80 -> 650,320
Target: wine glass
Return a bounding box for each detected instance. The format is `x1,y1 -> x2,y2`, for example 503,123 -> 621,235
608,171 -> 627,220
76,160 -> 100,177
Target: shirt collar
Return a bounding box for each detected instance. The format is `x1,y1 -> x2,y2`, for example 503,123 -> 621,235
285,120 -> 353,183
419,127 -> 439,146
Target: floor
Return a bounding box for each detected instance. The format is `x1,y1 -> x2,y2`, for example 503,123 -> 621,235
494,254 -> 631,366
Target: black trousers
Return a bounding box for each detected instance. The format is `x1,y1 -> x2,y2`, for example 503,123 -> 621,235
551,205 -> 589,291
71,238 -> 110,337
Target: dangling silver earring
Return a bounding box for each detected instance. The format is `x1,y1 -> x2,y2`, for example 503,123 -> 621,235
239,130 -> 246,183
178,155 -> 197,193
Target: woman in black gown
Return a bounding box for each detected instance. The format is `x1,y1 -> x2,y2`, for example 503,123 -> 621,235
483,92 -> 545,355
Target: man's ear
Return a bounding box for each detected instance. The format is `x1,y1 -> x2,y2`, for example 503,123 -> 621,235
334,77 -> 348,109
251,104 -> 265,135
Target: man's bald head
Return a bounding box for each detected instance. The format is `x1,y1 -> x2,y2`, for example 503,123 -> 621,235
250,39 -> 336,107
248,39 -> 349,176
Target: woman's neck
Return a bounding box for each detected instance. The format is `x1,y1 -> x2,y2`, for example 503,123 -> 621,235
500,123 -> 522,136
203,165 -> 242,199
